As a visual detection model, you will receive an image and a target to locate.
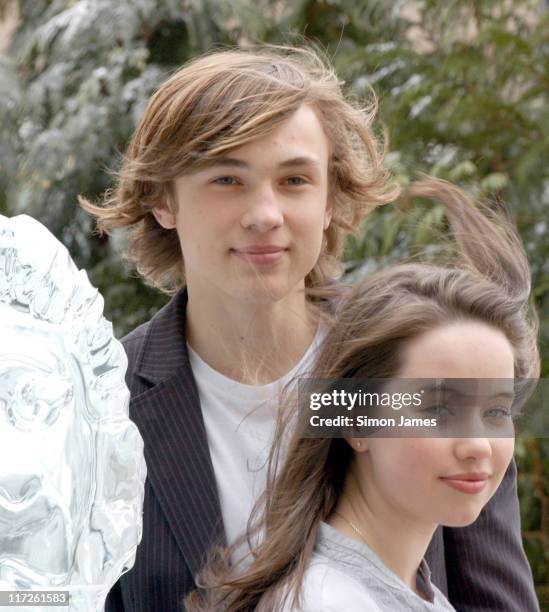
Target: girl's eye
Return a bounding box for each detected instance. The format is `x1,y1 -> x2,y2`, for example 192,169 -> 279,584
484,407 -> 512,419
424,404 -> 451,417
213,176 -> 239,186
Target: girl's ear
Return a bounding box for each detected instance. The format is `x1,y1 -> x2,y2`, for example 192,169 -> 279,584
152,200 -> 177,230
345,437 -> 368,453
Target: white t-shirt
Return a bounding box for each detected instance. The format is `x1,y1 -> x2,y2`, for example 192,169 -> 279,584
188,327 -> 325,557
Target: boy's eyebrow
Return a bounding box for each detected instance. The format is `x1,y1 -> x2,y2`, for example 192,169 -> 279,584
202,156 -> 321,169
278,156 -> 321,168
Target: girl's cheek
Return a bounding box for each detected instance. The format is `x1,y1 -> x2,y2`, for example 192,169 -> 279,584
494,438 -> 515,475
377,439 -> 448,476
401,438 -> 449,464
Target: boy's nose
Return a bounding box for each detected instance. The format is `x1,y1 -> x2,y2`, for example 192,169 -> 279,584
240,188 -> 284,232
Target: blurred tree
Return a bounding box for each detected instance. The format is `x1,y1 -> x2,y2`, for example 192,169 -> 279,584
1,0 -> 547,605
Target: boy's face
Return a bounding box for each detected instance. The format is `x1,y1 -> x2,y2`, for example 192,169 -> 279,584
153,104 -> 332,304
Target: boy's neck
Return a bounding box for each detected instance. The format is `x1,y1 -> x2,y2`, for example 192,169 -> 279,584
185,285 -> 319,385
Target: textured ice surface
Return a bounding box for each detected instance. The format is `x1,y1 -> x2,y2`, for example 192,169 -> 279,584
0,215 -> 146,611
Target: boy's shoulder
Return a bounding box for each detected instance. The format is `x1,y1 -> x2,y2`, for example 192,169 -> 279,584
121,319 -> 150,350
120,320 -> 151,373
118,289 -> 189,389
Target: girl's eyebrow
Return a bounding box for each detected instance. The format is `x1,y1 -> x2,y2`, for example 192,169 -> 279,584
421,383 -> 515,400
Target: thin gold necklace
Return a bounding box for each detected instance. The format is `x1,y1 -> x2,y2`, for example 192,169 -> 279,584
335,510 -> 427,600
333,510 -> 368,544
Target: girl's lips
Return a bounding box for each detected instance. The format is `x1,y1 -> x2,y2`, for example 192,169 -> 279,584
439,477 -> 488,494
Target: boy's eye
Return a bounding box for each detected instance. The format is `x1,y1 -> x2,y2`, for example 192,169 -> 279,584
213,176 -> 239,185
286,176 -> 307,186
210,175 -> 308,186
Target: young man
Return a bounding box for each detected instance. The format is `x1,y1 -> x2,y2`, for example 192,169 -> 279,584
84,46 -> 539,611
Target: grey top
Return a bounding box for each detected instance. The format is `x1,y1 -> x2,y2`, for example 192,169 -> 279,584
280,522 -> 456,611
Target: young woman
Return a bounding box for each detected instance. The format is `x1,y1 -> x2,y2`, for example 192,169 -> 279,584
185,178 -> 540,611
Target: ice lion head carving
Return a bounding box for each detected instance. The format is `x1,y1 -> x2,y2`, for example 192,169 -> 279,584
0,214 -> 146,611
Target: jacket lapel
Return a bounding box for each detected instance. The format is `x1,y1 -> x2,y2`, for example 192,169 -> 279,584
129,290 -> 225,579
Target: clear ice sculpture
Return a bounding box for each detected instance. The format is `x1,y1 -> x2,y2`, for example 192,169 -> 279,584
0,214 -> 146,611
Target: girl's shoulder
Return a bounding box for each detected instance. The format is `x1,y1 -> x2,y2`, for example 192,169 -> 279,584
279,556 -> 382,612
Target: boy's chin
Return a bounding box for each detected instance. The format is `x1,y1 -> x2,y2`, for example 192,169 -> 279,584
229,280 -> 301,305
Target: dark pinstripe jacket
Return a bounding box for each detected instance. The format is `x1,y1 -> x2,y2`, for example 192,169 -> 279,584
106,289 -> 540,612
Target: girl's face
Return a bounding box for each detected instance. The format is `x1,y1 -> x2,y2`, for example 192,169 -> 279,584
358,321 -> 515,529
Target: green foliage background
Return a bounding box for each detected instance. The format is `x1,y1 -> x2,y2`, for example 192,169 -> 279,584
1,0 -> 548,606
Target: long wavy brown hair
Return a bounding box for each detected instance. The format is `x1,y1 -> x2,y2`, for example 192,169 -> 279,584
80,44 -> 398,295
184,177 -> 539,611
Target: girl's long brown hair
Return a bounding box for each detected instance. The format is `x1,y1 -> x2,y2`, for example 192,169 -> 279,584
184,177 -> 539,611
